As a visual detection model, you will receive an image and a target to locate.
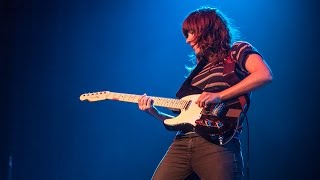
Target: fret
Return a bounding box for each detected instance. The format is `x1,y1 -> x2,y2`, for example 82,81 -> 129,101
105,92 -> 112,99
128,94 -> 138,103
121,94 -> 129,101
120,94 -> 126,101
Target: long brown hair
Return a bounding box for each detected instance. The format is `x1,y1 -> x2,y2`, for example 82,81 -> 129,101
182,7 -> 237,66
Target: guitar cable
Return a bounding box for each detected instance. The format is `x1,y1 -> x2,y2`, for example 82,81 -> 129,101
244,114 -> 250,180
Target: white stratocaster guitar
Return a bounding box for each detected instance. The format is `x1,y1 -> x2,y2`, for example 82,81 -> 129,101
80,90 -> 246,145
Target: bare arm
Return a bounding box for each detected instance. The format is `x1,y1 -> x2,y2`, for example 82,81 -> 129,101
196,54 -> 273,107
220,54 -> 273,100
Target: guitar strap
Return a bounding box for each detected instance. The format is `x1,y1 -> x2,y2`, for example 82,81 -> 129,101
223,55 -> 250,113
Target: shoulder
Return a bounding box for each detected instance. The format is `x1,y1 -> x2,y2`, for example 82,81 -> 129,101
230,41 -> 262,73
230,41 -> 259,60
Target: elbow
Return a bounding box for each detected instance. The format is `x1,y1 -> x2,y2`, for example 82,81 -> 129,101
263,71 -> 273,84
254,70 -> 273,85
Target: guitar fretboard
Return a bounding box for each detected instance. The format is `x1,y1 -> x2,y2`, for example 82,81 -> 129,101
81,91 -> 190,110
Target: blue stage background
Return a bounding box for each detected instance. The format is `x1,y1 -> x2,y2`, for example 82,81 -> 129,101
1,0 -> 319,179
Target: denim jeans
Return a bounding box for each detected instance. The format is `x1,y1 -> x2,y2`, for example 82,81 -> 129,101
152,133 -> 244,180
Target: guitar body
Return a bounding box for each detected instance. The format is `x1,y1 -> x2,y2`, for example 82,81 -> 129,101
163,94 -> 244,145
163,94 -> 202,131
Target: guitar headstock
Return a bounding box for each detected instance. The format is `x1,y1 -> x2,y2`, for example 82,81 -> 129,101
79,91 -> 110,102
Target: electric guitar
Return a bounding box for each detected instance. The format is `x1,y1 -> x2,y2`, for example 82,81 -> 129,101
80,91 -> 246,145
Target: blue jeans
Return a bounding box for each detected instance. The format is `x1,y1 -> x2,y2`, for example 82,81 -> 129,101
152,133 -> 244,180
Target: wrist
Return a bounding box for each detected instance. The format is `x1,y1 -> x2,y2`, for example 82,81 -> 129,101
146,106 -> 159,116
218,91 -> 225,101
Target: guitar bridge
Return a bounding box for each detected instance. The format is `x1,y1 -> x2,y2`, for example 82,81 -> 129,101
201,103 -> 225,117
212,103 -> 225,117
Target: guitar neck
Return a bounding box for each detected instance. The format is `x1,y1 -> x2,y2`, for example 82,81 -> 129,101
81,91 -> 189,110
108,92 -> 188,110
